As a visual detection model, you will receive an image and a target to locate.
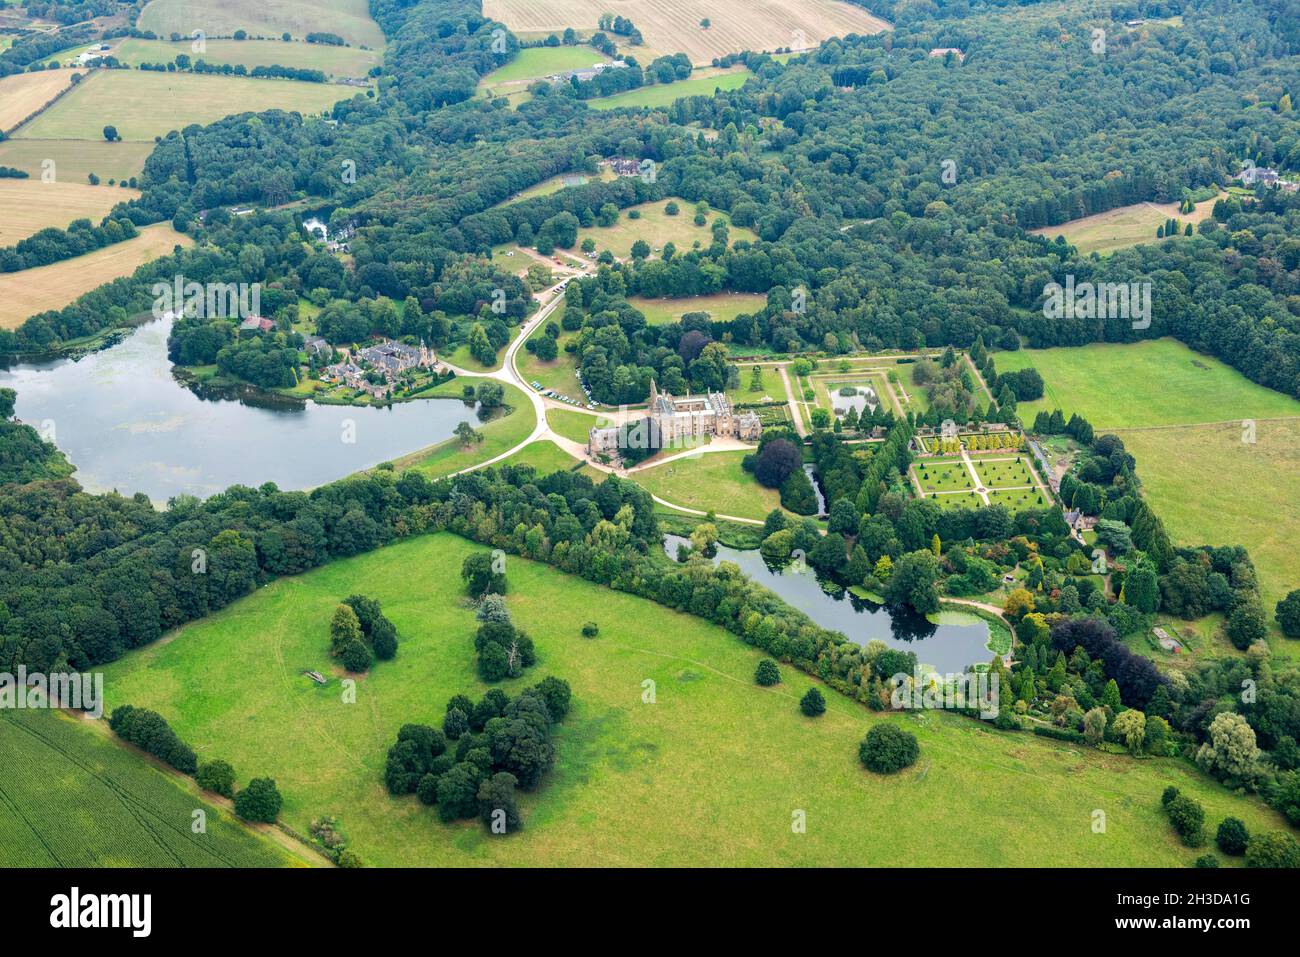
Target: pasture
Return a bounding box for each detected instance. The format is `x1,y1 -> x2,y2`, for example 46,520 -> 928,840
0,222 -> 191,330
501,167 -> 616,204
482,0 -> 889,65
15,69 -> 357,142
1030,193 -> 1220,256
0,68 -> 76,132
0,709 -> 300,867
996,338 -> 1300,428
99,531 -> 1287,866
0,138 -> 156,183
138,0 -> 386,49
587,67 -> 750,110
480,44 -> 608,87
629,291 -> 767,326
575,197 -> 757,259
111,37 -> 382,76
0,177 -> 136,245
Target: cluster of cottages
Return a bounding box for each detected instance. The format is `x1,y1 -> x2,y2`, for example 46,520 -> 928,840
321,339 -> 439,399
588,381 -> 761,456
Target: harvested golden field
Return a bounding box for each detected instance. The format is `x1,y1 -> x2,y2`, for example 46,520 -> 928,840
483,0 -> 890,64
0,223 -> 192,330
0,69 -> 78,132
0,139 -> 156,183
138,0 -> 386,48
0,178 -> 137,245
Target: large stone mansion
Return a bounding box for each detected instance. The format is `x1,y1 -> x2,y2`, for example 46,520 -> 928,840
589,381 -> 761,455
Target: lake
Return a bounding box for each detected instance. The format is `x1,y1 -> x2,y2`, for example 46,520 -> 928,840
0,317 -> 480,502
663,534 -> 994,672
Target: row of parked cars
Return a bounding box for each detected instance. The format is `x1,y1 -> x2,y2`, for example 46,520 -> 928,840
531,380 -> 597,410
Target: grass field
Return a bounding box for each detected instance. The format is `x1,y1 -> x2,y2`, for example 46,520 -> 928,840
483,0 -> 889,65
139,0 -> 386,49
915,459 -> 975,494
0,68 -> 76,131
501,168 -> 616,204
0,177 -> 136,245
629,291 -> 766,326
0,709 -> 300,867
111,37 -> 382,77
999,339 -> 1300,649
481,45 -> 608,86
0,222 -> 191,330
545,406 -> 603,444
1031,193 -> 1220,256
996,339 -> 1300,428
588,67 -> 750,110
632,450 -> 778,521
1120,420 -> 1300,652
497,438 -> 586,475
99,531 -> 1288,866
16,70 -> 357,141
576,197 -> 757,259
394,382 -> 536,479
978,457 -> 1037,489
0,138 -> 156,182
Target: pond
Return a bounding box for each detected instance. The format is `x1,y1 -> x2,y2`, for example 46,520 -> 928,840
663,534 -> 995,672
831,384 -> 878,419
0,317 -> 481,502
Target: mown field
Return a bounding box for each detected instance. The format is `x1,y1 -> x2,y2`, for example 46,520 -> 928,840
0,68 -> 76,131
632,449 -> 780,521
138,0 -> 386,49
16,70 -> 357,141
0,710 -> 301,867
497,437 -> 587,474
629,291 -> 766,326
481,44 -> 608,85
1030,193 -> 1220,256
545,406 -> 603,444
0,138 -> 156,183
588,67 -> 750,110
99,531 -> 1287,866
575,197 -> 757,258
998,339 -> 1300,649
0,222 -> 192,330
501,168 -> 616,204
483,0 -> 889,64
1120,420 -> 1300,655
996,338 -> 1300,428
112,37 -> 382,76
0,177 -> 136,245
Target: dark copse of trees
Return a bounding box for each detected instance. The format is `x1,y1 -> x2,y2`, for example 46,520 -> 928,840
109,705 -> 198,774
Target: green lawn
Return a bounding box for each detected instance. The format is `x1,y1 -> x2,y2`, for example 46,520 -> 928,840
914,459 -> 976,494
0,710 -> 302,867
111,38 -> 382,76
98,532 -> 1289,866
480,46 -> 609,85
1120,420 -> 1300,656
632,450 -> 779,521
628,292 -> 767,326
588,68 -> 750,110
394,383 -> 536,479
546,406 -> 605,444
996,338 -> 1300,428
496,438 -> 588,476
17,70 -> 357,141
976,457 -> 1037,489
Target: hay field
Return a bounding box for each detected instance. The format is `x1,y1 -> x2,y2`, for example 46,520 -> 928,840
112,37 -> 382,76
138,0 -> 385,48
0,178 -> 137,245
483,0 -> 890,65
0,222 -> 192,329
0,69 -> 77,132
15,70 -> 357,141
0,139 -> 156,183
